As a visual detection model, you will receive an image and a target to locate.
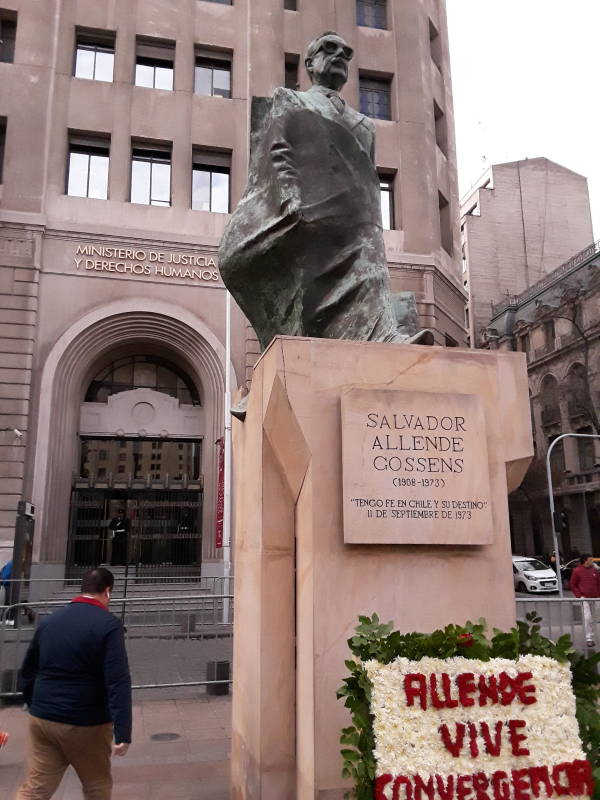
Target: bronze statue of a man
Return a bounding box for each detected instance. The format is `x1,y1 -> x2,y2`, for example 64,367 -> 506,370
219,31 -> 424,350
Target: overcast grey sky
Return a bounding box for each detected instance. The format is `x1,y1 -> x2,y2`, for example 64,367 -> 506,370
446,0 -> 600,239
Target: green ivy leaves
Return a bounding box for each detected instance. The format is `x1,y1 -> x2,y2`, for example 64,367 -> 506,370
337,612 -> 600,800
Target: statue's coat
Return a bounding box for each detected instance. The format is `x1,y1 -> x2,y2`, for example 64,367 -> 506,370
219,86 -> 406,349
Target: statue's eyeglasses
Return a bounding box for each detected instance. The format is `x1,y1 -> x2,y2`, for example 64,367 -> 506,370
317,40 -> 354,61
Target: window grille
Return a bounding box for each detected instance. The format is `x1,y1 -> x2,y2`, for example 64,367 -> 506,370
357,0 -> 387,30
0,12 -> 17,63
359,76 -> 391,120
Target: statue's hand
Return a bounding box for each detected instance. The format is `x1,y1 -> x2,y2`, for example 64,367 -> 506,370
280,194 -> 302,220
280,187 -> 302,219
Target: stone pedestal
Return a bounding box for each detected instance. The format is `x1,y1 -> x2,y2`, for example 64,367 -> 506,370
230,337 -> 533,799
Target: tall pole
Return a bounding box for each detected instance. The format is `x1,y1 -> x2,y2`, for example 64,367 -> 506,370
546,432 -> 600,598
222,290 -> 232,624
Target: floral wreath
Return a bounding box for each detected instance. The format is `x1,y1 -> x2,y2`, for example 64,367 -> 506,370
338,613 -> 600,800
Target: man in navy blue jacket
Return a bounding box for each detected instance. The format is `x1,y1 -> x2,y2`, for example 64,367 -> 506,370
16,567 -> 131,800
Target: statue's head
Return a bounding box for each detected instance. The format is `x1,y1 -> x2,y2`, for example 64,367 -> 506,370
305,31 -> 353,91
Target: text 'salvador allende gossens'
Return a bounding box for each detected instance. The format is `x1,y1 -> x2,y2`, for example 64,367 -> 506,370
366,412 -> 467,474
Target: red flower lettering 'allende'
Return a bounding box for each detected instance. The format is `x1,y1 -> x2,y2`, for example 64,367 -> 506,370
403,671 -> 537,710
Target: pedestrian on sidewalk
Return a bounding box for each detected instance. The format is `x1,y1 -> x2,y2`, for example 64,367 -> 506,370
570,553 -> 600,647
16,567 -> 132,800
1,558 -> 13,618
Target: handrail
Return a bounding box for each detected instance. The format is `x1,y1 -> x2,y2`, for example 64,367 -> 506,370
0,594 -> 234,622
1,575 -> 231,583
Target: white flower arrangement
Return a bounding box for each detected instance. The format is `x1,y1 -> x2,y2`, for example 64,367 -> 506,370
364,655 -> 590,800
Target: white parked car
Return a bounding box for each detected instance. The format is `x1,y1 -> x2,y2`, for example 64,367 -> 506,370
512,556 -> 558,594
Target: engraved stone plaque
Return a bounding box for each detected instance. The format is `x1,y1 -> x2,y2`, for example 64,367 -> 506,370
341,387 -> 493,544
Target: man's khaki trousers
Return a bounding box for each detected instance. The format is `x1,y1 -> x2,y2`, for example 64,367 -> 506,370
17,715 -> 113,800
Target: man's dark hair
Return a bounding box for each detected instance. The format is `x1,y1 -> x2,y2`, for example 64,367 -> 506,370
580,553 -> 592,564
81,567 -> 114,594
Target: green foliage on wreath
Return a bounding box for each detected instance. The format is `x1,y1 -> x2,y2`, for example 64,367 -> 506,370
336,612 -> 600,800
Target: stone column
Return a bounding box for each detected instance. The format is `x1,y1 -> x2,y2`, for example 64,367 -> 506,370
231,337 -> 533,799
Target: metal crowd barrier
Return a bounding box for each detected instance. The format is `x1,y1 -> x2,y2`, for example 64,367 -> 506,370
516,596 -> 600,652
1,575 -> 233,602
0,593 -> 234,700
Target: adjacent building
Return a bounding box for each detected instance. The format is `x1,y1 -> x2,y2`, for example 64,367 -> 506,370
461,158 -> 593,348
0,0 -> 465,578
483,240 -> 600,558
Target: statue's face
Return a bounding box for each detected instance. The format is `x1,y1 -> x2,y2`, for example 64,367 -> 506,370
306,34 -> 353,91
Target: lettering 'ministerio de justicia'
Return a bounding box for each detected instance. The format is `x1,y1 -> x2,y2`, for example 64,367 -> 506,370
72,243 -> 220,282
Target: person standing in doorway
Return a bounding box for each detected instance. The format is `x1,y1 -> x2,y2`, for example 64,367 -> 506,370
109,509 -> 130,567
570,553 -> 600,647
16,567 -> 131,799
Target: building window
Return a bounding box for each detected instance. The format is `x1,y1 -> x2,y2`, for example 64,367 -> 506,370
357,0 -> 387,30
445,334 -> 459,347
433,100 -> 447,156
192,150 -> 230,213
194,50 -> 231,98
0,11 -> 17,63
285,54 -> 299,90
438,191 -> 453,255
359,75 -> 391,120
0,118 -> 5,183
135,37 -> 174,91
428,18 -> 442,71
578,432 -> 595,472
66,136 -> 110,199
131,144 -> 171,206
284,0 -> 297,8
74,29 -> 115,82
379,175 -> 394,230
518,333 -> 530,353
543,319 -> 555,349
201,0 -> 232,4
86,355 -> 200,405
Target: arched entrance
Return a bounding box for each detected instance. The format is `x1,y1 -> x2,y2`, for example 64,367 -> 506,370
68,353 -> 205,573
31,303 -> 229,574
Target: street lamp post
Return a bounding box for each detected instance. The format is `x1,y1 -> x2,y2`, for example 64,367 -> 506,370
222,290 -> 232,624
546,432 -> 600,597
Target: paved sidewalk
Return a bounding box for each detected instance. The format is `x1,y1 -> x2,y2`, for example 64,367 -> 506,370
0,691 -> 231,799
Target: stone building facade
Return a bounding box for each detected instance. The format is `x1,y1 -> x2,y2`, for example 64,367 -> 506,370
484,240 -> 600,559
0,0 -> 465,578
461,158 -> 593,348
